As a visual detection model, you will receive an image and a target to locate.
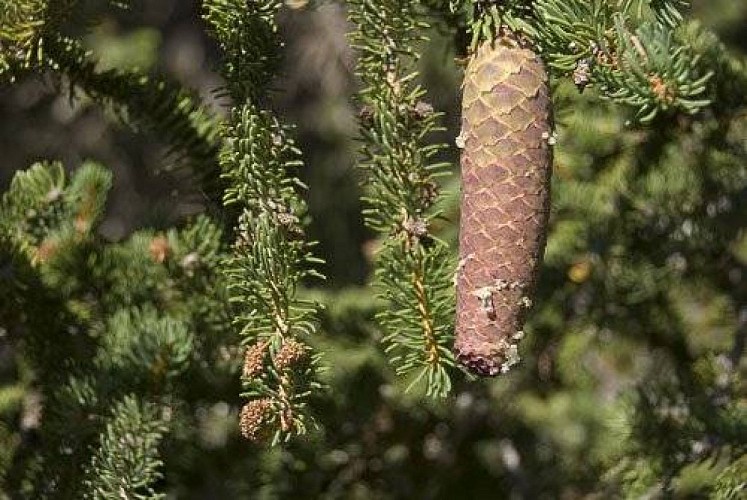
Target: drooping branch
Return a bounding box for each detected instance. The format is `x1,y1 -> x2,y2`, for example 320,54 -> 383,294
349,0 -> 456,397
204,0 -> 325,443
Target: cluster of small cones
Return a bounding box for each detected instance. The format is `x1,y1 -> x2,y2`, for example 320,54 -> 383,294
239,339 -> 308,441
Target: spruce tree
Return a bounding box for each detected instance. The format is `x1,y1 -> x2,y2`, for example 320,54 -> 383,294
0,0 -> 746,497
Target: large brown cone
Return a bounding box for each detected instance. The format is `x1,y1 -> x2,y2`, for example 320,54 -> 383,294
454,34 -> 553,377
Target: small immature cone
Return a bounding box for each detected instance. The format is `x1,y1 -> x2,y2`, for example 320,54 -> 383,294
454,33 -> 553,376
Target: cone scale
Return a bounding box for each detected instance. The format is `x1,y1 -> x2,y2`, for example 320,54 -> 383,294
454,33 -> 553,377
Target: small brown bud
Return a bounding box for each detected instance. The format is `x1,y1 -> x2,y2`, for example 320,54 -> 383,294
594,49 -> 618,69
239,399 -> 273,442
276,212 -> 298,226
402,214 -> 428,239
410,101 -> 434,120
572,58 -> 592,92
149,236 -> 170,264
274,339 -> 307,372
649,75 -> 675,104
235,228 -> 252,249
419,180 -> 439,207
275,212 -> 304,238
358,105 -> 375,127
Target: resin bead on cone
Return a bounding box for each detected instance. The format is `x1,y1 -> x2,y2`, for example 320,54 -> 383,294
454,32 -> 553,377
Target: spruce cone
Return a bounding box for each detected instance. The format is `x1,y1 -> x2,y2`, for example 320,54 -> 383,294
454,33 -> 553,377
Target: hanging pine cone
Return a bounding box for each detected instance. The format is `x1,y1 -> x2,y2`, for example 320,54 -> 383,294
454,31 -> 553,377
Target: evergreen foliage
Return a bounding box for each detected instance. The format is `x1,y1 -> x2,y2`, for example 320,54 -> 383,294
348,0 -> 455,397
45,35 -> 221,191
204,0 -> 325,443
0,1 -> 221,195
0,0 -> 745,497
83,396 -> 168,499
0,158 -> 232,495
445,0 -> 714,122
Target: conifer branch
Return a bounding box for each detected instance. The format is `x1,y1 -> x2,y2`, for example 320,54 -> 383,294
203,0 -> 325,443
0,160 -> 227,494
445,1 -> 713,123
0,0 -> 76,82
0,162 -> 67,257
44,35 -> 222,193
2,3 -> 222,195
83,396 -> 167,500
349,0 -> 455,397
530,0 -> 713,122
202,0 -> 282,103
